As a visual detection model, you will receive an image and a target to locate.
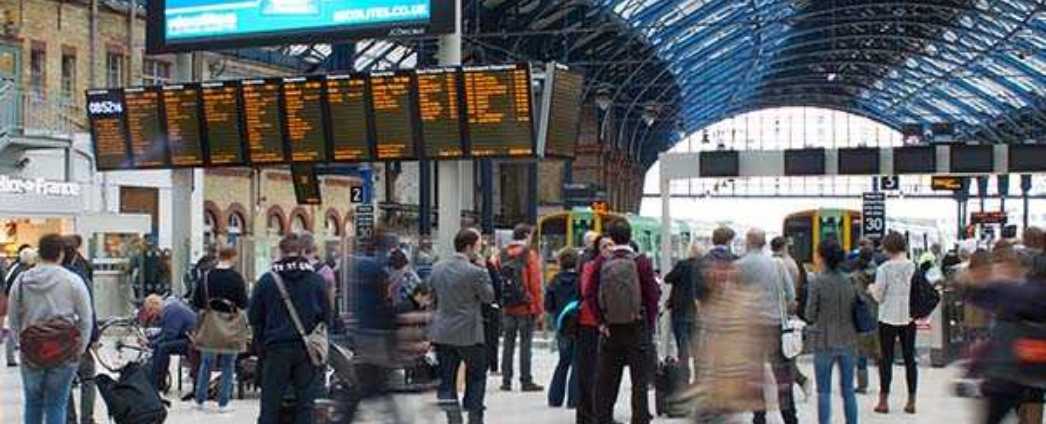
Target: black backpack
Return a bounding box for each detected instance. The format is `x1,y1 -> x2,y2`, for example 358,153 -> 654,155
909,269 -> 940,320
96,362 -> 168,424
499,249 -> 531,308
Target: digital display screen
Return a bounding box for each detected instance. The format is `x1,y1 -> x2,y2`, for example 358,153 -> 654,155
325,74 -> 372,161
291,164 -> 322,205
950,144 -> 994,174
282,76 -> 329,163
124,86 -> 170,168
699,150 -> 739,177
86,90 -> 132,170
149,0 -> 456,53
785,149 -> 825,176
369,71 -> 417,160
161,84 -> 206,167
838,148 -> 879,175
893,146 -> 936,174
241,78 -> 287,164
545,66 -> 583,158
200,81 -> 245,166
1009,144 -> 1046,172
416,68 -> 463,159
463,64 -> 534,157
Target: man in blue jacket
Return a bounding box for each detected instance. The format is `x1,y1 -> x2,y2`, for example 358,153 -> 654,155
249,233 -> 331,424
141,294 -> 196,391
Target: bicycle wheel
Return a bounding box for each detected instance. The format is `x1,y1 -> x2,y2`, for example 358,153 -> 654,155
93,319 -> 148,372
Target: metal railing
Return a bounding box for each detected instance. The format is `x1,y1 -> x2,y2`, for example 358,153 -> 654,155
0,79 -> 86,145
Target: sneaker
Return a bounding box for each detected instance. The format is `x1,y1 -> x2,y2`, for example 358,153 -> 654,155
218,405 -> 234,414
499,383 -> 511,392
6,362 -> 16,368
520,383 -> 544,392
799,378 -> 812,402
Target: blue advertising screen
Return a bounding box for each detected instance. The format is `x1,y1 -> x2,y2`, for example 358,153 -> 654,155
148,0 -> 454,52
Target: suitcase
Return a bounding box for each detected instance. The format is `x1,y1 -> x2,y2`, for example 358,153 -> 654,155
96,362 -> 168,424
654,357 -> 688,417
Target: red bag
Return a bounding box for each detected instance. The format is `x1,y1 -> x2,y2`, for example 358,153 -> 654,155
20,317 -> 82,367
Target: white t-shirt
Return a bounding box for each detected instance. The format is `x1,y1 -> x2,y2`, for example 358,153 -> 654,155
871,258 -> 916,326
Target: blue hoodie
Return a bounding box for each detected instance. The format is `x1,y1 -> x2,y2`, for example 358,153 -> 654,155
248,257 -> 331,349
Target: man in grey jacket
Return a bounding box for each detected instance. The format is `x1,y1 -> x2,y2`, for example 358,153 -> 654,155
8,234 -> 93,424
429,228 -> 495,424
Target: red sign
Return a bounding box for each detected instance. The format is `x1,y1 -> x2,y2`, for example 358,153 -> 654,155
971,211 -> 1008,225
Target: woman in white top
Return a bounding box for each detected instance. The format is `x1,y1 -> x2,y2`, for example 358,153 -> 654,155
870,232 -> 917,415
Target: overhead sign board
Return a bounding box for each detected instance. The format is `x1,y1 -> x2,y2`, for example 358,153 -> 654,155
147,0 -> 456,53
971,211 -> 1008,225
861,192 -> 886,241
931,176 -> 964,191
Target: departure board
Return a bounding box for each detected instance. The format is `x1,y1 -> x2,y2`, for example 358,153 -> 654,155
326,74 -> 372,161
416,68 -> 464,159
124,86 -> 170,168
463,64 -> 534,157
161,84 -> 205,167
291,164 -> 322,205
86,89 -> 131,170
200,81 -> 245,166
242,79 -> 286,164
369,71 -> 418,160
282,76 -> 329,163
545,66 -> 583,158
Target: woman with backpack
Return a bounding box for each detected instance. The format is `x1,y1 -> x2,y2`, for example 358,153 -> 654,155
870,232 -> 918,414
544,249 -> 580,409
805,239 -> 859,424
190,246 -> 248,413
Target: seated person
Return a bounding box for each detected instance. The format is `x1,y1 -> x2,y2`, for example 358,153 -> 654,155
141,294 -> 197,391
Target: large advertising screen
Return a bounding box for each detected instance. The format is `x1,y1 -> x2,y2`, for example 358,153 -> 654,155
148,0 -> 456,53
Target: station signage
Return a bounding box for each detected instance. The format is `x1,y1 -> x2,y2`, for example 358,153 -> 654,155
0,176 -> 81,197
971,211 -> 1008,225
931,176 -> 964,191
861,192 -> 886,241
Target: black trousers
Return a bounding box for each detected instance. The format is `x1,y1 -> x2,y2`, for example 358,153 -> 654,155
258,345 -> 321,424
483,311 -> 500,373
878,322 -> 918,395
594,321 -> 651,424
575,326 -> 599,424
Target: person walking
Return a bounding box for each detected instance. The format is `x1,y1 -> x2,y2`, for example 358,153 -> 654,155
8,234 -> 93,424
481,251 -> 502,375
575,236 -> 612,424
870,231 -> 918,414
429,228 -> 495,424
850,246 -> 880,394
772,236 -> 812,400
495,224 -> 544,392
805,239 -> 860,424
737,228 -> 798,424
664,241 -> 704,384
62,237 -> 99,424
4,245 -> 36,367
191,246 -> 248,413
249,233 -> 331,424
387,249 -> 423,309
590,219 -> 660,424
544,249 -> 579,408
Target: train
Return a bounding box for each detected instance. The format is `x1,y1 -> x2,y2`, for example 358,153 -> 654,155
783,208 -> 947,265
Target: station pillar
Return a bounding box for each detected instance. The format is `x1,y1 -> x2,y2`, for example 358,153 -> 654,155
435,0 -> 464,258
171,53 -> 204,296
1021,175 -> 1032,230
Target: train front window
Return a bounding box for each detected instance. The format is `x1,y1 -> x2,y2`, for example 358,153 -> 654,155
819,216 -> 841,244
572,216 -> 594,248
539,215 -> 568,264
784,217 -> 813,263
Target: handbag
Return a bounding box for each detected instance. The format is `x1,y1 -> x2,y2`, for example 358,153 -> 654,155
190,272 -> 249,353
271,272 -> 329,367
776,259 -> 803,359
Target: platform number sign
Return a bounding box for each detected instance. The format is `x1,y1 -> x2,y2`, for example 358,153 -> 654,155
862,192 -> 886,241
350,186 -> 364,204
879,176 -> 900,191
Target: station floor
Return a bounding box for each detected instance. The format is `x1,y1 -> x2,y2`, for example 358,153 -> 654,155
0,346 -> 988,424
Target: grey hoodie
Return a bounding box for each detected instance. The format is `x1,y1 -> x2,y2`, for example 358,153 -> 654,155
6,263 -> 93,365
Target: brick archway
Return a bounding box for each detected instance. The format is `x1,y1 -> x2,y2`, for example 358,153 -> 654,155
225,202 -> 251,236
324,209 -> 343,237
265,205 -> 288,236
203,201 -> 225,234
288,206 -> 313,233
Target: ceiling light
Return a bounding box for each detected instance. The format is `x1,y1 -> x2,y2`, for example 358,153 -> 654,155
827,73 -> 838,81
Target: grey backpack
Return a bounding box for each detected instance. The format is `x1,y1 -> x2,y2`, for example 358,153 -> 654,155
598,250 -> 643,324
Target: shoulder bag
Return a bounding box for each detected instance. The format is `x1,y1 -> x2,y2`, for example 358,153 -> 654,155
271,272 -> 328,367
776,259 -> 803,359
190,272 -> 249,353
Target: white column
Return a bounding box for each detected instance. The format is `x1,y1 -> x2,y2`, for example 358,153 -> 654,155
659,159 -> 672,276
435,0 -> 463,258
169,53 -> 202,296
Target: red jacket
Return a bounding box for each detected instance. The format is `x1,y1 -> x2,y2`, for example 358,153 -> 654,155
578,260 -> 599,327
493,242 -> 543,317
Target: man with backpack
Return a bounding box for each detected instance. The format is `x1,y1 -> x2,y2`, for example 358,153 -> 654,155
495,224 -> 544,392
8,234 -> 94,424
589,219 -> 660,424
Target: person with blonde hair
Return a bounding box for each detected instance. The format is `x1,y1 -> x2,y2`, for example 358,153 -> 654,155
141,291 -> 197,391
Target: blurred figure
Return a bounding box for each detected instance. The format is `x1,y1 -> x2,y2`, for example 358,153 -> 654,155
544,249 -> 579,408
806,239 -> 859,424
771,236 -> 810,399
141,294 -> 196,392
3,244 -> 36,367
664,241 -> 704,384
62,236 -> 99,424
1018,227 -> 1043,267
960,249 -> 993,343
494,224 -> 544,392
387,248 -> 422,309
870,232 -> 918,414
300,233 -> 337,317
575,236 -> 612,424
590,219 -> 660,424
577,231 -> 601,273
850,246 -> 880,394
429,228 -> 494,424
737,228 -> 797,424
191,246 -> 248,413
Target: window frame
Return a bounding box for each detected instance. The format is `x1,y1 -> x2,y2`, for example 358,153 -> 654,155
60,49 -> 76,101
106,51 -> 124,88
29,42 -> 46,97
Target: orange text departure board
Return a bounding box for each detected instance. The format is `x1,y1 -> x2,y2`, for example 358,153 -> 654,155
124,86 -> 169,168
161,84 -> 206,167
242,79 -> 286,164
86,89 -> 131,170
463,64 -> 534,157
325,74 -> 372,161
416,68 -> 464,158
369,71 -> 417,160
282,76 -> 329,163
200,81 -> 245,166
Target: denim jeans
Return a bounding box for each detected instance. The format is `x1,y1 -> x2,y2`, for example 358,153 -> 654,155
65,351 -> 97,424
258,345 -> 321,424
21,364 -> 78,424
435,344 -> 488,413
548,334 -> 577,408
501,314 -> 535,385
195,352 -> 236,407
150,339 -> 190,390
4,325 -> 17,364
814,348 -> 858,424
